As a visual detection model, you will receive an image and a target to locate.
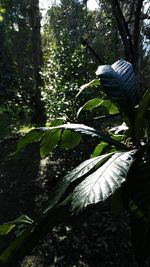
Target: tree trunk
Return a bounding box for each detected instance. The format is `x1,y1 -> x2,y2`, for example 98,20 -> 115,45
28,0 -> 46,125
109,0 -> 144,75
132,0 -> 144,74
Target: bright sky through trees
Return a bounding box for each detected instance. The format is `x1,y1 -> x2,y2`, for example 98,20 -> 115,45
39,0 -> 99,16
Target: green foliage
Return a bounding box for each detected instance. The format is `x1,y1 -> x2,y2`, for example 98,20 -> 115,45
77,98 -> 104,116
61,130 -> 81,150
0,6 -> 5,22
16,122 -> 127,158
41,1 -> 90,119
91,141 -> 108,157
0,225 -> 15,236
41,0 -> 120,120
0,215 -> 34,236
0,0 -> 45,125
0,0 -> 149,263
0,54 -> 150,267
77,98 -> 119,117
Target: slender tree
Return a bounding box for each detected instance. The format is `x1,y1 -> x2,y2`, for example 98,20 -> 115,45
28,0 -> 46,125
109,0 -> 144,73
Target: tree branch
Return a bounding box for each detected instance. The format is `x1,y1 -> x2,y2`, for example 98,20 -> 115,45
127,0 -> 136,24
81,37 -> 105,65
133,0 -> 144,70
110,0 -> 134,63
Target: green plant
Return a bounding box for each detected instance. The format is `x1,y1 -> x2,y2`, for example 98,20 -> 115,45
0,59 -> 149,267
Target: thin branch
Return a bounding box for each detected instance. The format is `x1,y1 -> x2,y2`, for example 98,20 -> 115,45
127,0 -> 136,24
86,113 -> 120,122
81,37 -> 105,65
133,0 -> 144,69
110,0 -> 134,63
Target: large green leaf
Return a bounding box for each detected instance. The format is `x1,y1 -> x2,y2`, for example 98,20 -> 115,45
96,59 -> 138,123
77,98 -> 119,117
16,118 -> 66,154
101,100 -> 119,114
71,150 -> 137,212
91,141 -> 108,158
43,153 -> 113,213
110,122 -> 128,135
0,225 -> 16,236
0,215 -> 34,236
17,123 -> 127,155
61,130 -> 81,150
40,129 -> 62,157
36,123 -> 127,150
7,215 -> 33,226
77,98 -> 104,117
76,79 -> 100,97
0,225 -> 34,264
16,129 -> 43,153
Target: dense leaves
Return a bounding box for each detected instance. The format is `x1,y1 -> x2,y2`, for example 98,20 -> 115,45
0,0 -> 150,264
17,123 -> 127,157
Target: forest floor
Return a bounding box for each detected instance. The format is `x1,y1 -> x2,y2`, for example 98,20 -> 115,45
0,136 -> 147,267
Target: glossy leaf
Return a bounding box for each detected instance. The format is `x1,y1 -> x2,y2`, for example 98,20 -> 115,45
17,123 -> 127,159
71,150 -> 137,212
77,98 -> 119,117
50,118 -> 67,127
16,129 -> 43,153
96,59 -> 138,123
91,141 -> 108,158
43,153 -> 113,213
76,79 -> 100,97
36,124 -> 127,150
9,215 -> 34,225
110,122 -> 128,134
40,129 -> 62,157
102,100 -> 119,114
17,123 -> 127,155
111,134 -> 124,142
0,215 -> 33,236
0,225 -> 34,264
61,130 -> 81,150
0,225 -> 16,236
17,118 -> 66,154
77,98 -> 104,117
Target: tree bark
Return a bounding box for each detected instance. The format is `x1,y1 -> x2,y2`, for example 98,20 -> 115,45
132,0 -> 144,73
109,0 -> 144,74
28,0 -> 46,125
